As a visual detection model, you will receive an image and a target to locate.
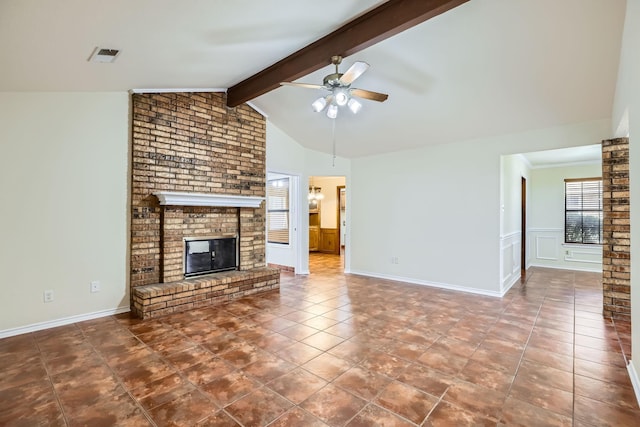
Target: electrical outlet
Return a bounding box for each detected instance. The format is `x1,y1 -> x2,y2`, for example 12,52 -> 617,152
391,257 -> 399,264
90,281 -> 101,293
43,290 -> 54,303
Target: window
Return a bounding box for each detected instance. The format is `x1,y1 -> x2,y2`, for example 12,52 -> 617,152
565,178 -> 603,244
267,178 -> 290,244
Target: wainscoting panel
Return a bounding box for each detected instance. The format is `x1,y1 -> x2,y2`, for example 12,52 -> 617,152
528,228 -> 602,272
500,231 -> 521,294
536,235 -> 559,261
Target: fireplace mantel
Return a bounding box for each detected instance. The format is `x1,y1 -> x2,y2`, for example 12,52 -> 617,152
154,191 -> 264,208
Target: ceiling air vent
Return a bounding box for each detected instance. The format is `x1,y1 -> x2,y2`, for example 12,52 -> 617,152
88,47 -> 120,63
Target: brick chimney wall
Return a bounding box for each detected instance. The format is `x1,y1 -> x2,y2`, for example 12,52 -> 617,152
602,137 -> 630,321
130,92 -> 266,289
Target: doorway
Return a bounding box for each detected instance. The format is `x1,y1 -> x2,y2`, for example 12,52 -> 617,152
521,176 -> 526,280
308,176 -> 346,273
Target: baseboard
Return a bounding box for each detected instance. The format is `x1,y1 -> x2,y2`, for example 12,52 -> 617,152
628,361 -> 640,408
527,263 -> 602,273
501,273 -> 520,296
349,269 -> 503,298
0,306 -> 130,339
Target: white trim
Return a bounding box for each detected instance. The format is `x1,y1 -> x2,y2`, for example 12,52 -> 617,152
517,153 -> 533,169
247,101 -> 268,118
528,227 -> 563,232
628,362 -> 640,408
349,270 -> 504,298
129,88 -> 227,94
529,159 -> 601,170
527,262 -> 601,273
500,230 -> 521,240
501,273 -> 520,295
155,191 -> 264,208
0,306 -> 130,339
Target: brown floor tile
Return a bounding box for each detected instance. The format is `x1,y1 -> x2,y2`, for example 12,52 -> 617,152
574,358 -> 632,385
458,359 -> 515,393
515,359 -> 573,393
396,363 -> 454,397
201,370 -> 261,407
302,330 -> 345,351
574,344 -> 627,368
303,352 -> 352,381
500,396 -> 572,427
165,345 -> 214,370
417,347 -> 468,376
279,323 -> 320,341
225,387 -> 292,426
347,403 -> 415,427
276,341 -> 323,365
358,349 -> 409,379
0,263 -> 637,427
334,365 -> 392,401
243,353 -> 296,383
424,400 -> 495,426
196,410 -> 241,426
522,345 -> 573,373
267,367 -> 327,404
574,374 -> 639,410
301,384 -> 367,426
574,394 -> 640,427
442,380 -> 506,421
148,389 -> 217,426
131,372 -> 196,410
469,348 -> 520,375
509,374 -> 573,417
182,356 -> 234,386
269,407 -> 329,427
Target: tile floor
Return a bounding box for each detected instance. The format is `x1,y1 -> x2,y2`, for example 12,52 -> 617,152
0,253 -> 637,426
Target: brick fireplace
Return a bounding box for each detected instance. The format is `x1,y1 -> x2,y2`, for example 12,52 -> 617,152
129,92 -> 279,319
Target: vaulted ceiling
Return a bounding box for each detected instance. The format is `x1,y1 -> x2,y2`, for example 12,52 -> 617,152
0,0 -> 626,158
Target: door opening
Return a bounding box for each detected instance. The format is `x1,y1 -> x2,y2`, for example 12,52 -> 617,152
521,176 -> 526,280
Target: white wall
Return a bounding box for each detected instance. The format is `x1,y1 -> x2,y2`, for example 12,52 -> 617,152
350,119 -> 611,296
612,0 -> 640,399
500,154 -> 530,292
0,92 -> 129,336
265,122 -> 305,272
527,162 -> 603,272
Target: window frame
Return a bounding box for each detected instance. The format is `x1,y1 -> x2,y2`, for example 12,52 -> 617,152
564,177 -> 603,245
266,177 -> 291,245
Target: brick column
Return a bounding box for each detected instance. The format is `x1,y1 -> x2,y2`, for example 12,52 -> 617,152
602,137 -> 630,320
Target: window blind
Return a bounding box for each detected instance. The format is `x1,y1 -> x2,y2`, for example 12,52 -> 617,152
565,178 -> 603,244
267,178 -> 290,244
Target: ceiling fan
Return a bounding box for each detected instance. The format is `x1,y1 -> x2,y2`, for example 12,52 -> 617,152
281,55 -> 389,119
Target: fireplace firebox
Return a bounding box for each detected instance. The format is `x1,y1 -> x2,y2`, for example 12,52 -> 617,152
184,236 -> 237,277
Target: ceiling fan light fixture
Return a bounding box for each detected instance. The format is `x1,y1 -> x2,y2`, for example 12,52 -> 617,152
334,89 -> 349,106
327,104 -> 338,119
311,96 -> 327,112
347,98 -> 362,114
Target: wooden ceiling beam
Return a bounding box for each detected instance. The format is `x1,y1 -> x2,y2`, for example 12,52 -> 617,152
226,0 -> 470,107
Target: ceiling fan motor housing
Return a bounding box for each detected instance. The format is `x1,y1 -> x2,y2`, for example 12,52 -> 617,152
323,73 -> 344,87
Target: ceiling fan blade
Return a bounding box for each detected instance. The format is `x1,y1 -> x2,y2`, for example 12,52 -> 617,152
350,88 -> 389,102
339,61 -> 369,85
280,82 -> 325,90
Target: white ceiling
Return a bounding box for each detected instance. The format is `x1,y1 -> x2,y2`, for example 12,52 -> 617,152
521,144 -> 602,169
0,0 -> 626,159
